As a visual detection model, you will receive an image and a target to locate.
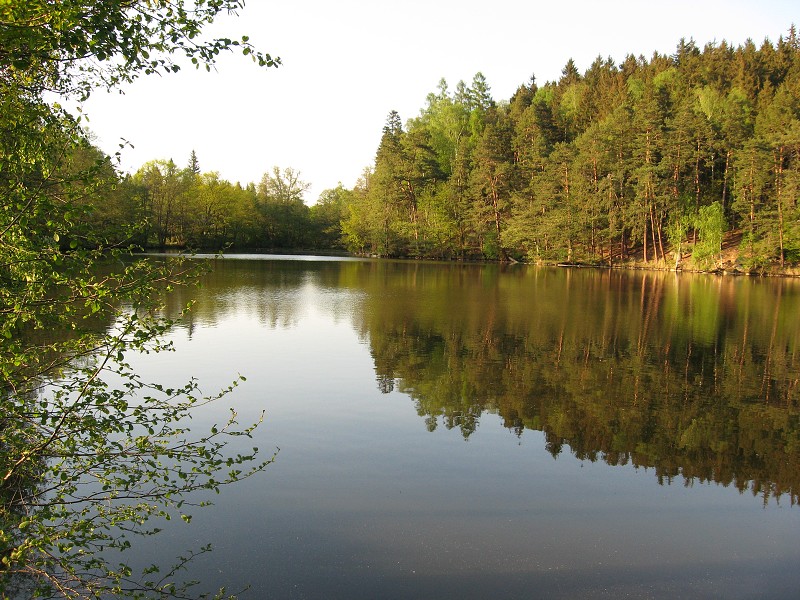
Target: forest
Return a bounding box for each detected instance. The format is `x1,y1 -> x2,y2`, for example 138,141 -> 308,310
80,28 -> 800,272
69,151 -> 346,252
344,29 -> 800,270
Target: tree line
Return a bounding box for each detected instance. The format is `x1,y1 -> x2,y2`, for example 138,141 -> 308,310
76,27 -> 800,273
340,29 -> 800,271
76,146 -> 346,252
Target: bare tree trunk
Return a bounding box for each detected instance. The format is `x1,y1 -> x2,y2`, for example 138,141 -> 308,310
693,138 -> 701,246
649,202 -> 660,263
748,159 -> 756,259
722,149 -> 731,211
608,185 -> 615,268
656,211 -> 666,263
643,217 -> 648,263
775,146 -> 785,268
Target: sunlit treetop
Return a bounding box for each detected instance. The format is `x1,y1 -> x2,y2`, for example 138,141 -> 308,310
0,0 -> 279,99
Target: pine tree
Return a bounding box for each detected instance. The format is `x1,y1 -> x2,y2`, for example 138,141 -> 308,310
188,149 -> 201,175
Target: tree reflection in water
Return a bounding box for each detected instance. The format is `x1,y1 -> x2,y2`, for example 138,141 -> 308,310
353,264 -> 800,505
170,257 -> 800,505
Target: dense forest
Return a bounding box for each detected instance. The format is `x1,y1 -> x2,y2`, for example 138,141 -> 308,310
73,149 -> 346,252
342,30 -> 800,270
79,29 -> 800,272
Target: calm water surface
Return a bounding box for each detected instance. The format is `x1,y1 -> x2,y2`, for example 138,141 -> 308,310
129,255 -> 800,599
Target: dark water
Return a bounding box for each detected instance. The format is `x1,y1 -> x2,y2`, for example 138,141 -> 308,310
129,255 -> 800,599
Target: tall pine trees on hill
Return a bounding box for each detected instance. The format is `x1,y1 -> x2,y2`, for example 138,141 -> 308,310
343,30 -> 800,270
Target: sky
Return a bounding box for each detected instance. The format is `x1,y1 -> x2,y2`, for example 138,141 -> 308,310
81,0 -> 797,203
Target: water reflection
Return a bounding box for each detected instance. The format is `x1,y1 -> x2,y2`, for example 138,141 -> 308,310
164,256 -> 370,332
179,258 -> 800,505
357,264 -> 800,505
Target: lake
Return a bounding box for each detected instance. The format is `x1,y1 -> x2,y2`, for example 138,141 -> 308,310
127,255 -> 800,599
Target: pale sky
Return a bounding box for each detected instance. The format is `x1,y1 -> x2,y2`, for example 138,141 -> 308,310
82,0 -> 796,203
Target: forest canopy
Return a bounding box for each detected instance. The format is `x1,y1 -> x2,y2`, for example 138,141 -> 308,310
339,30 -> 800,270
66,27 -> 800,273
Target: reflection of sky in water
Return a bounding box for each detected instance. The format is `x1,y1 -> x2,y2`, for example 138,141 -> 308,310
123,258 -> 800,600
174,267 -> 368,333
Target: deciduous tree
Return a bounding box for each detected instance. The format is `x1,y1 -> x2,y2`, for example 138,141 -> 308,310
1,2 -> 279,597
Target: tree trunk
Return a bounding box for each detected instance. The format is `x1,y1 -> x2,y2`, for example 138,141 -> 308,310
748,160 -> 756,259
775,146 -> 785,268
722,150 -> 731,211
643,217 -> 648,263
649,202 -> 660,263
693,138 -> 701,246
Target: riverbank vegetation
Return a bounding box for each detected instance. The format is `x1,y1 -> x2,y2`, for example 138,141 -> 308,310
344,30 -> 800,273
72,28 -> 800,274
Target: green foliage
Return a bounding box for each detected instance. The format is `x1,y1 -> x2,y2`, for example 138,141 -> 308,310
121,161 -> 331,252
251,166 -> 312,249
335,29 -> 800,269
308,185 -> 349,250
692,201 -> 726,268
1,2 -> 279,597
2,310 -> 274,597
0,1 -> 279,101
